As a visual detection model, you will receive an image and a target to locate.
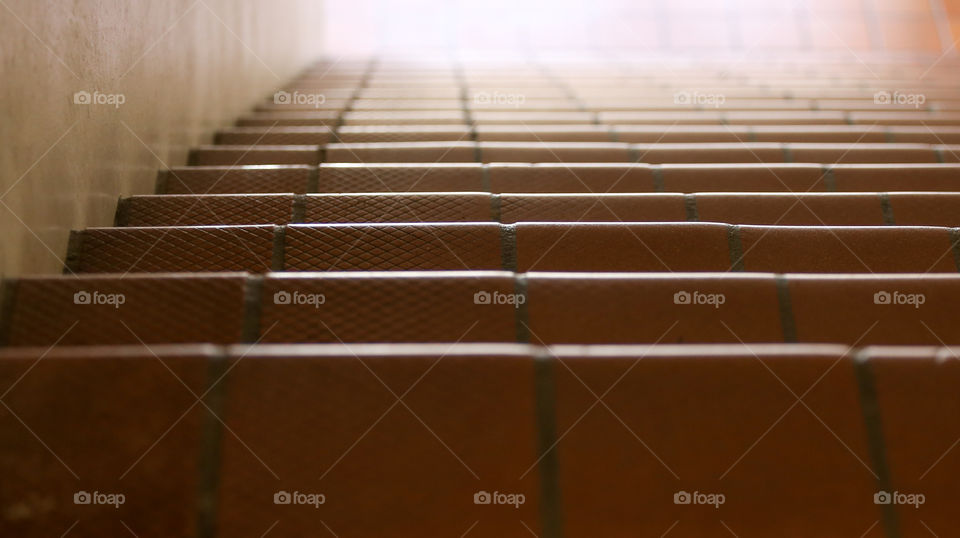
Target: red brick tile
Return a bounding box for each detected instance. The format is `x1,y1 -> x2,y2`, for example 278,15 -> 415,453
696,193 -> 884,225
489,163 -> 654,193
887,193 -> 960,226
161,166 -> 313,195
318,164 -> 485,192
660,164 -> 826,192
190,145 -> 321,166
832,164 -> 960,191
500,193 -> 687,223
325,142 -> 477,163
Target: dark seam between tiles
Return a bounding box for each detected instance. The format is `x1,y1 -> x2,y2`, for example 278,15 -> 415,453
514,273 -> 530,345
500,224 -> 518,273
684,194 -> 699,221
726,224 -> 745,272
822,164 -> 838,192
196,349 -> 230,538
533,349 -> 564,538
63,231 -> 85,275
291,194 -> 307,224
241,275 -> 264,344
651,165 -> 665,192
306,166 -> 320,194
879,193 -> 895,225
490,194 -> 502,223
774,274 -> 798,343
853,350 -> 901,538
271,226 -> 287,271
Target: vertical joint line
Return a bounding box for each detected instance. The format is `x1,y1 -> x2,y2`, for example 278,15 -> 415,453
307,166 -> 320,194
774,275 -> 798,343
0,279 -> 19,347
727,225 -> 745,272
500,224 -> 518,273
627,145 -> 641,163
933,146 -> 945,164
879,193 -> 895,225
651,165 -> 665,192
822,165 -> 838,192
533,349 -> 563,538
490,194 -> 503,223
271,226 -> 287,271
853,350 -> 901,538
481,163 -> 492,193
241,275 -> 264,344
291,194 -> 307,224
196,348 -> 231,538
950,228 -> 960,273
684,194 -> 699,222
781,143 -> 794,163
155,169 -> 170,194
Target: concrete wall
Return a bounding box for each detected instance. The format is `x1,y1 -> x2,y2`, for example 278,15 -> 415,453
0,0 -> 323,276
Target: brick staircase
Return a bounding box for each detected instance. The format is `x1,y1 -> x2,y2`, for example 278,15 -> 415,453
3,57 -> 960,536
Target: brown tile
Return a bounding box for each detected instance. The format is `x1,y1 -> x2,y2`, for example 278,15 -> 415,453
335,126 -> 472,143
304,193 -> 491,223
635,143 -> 785,164
215,344 -> 541,536
613,126 -> 750,143
70,226 -> 276,273
737,225 -> 957,272
341,110 -> 466,125
258,273 -> 518,343
161,166 -> 313,195
4,274 -> 248,346
832,164 -> 960,192
786,275 -> 960,345
478,142 -> 631,163
515,223 -> 731,272
887,193 -> 960,226
867,346 -> 960,535
325,142 -> 478,163
489,163 -> 654,193
500,193 -> 687,223
660,164 -> 826,192
696,193 -> 884,225
0,345 -> 213,537
551,344 -> 878,536
283,223 -> 503,271
475,126 -> 612,142
788,144 -> 938,164
189,145 -> 321,166
236,111 -> 340,127
524,274 -> 783,344
118,195 -> 295,227
318,164 -> 485,192
215,127 -> 332,146
751,126 -> 887,143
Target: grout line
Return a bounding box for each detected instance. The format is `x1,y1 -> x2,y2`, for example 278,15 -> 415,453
489,193 -> 502,223
532,348 -> 563,538
307,166 -> 320,194
0,279 -> 19,347
879,193 -> 895,225
774,274 -> 798,343
241,275 -> 264,343
514,274 -> 530,344
651,165 -> 665,193
726,224 -> 745,272
683,194 -> 699,222
853,350 -> 901,538
933,146 -> 946,164
781,143 -> 794,163
481,163 -> 492,193
500,224 -> 518,273
822,164 -> 838,192
196,348 -> 231,538
63,230 -> 85,274
271,226 -> 287,271
950,228 -> 960,273
291,194 -> 307,224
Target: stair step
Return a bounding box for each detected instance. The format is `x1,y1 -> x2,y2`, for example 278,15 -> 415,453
115,192 -> 960,227
3,272 -> 959,346
1,342 -> 951,535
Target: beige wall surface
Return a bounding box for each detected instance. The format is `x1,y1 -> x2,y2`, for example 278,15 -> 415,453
0,0 -> 323,276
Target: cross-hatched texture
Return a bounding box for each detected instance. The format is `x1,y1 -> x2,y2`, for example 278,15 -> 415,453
257,273 -> 518,342
499,193 -> 687,223
318,164 -> 484,192
303,193 -> 491,222
162,166 -> 313,194
119,195 -> 296,226
4,274 -> 248,345
489,163 -> 653,193
283,224 -> 503,270
335,126 -> 472,143
72,226 -> 276,273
